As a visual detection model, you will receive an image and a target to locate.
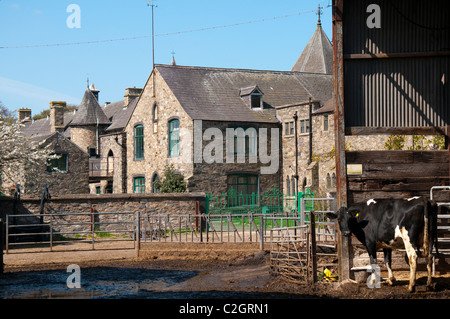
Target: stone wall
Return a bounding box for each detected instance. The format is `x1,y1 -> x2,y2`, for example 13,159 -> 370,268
0,193 -> 206,234
311,110 -> 336,196
26,133 -> 89,196
276,102 -> 320,195
91,132 -> 127,194
70,126 -> 97,154
189,120 -> 282,195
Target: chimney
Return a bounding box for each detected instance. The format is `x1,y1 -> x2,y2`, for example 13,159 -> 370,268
124,87 -> 142,108
89,83 -> 100,101
18,108 -> 32,123
50,101 -> 66,133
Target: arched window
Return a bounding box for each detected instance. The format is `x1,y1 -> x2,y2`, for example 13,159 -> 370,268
134,124 -> 144,160
107,150 -> 114,176
326,173 -> 331,188
168,119 -> 180,157
302,178 -> 307,191
332,173 -> 336,188
286,176 -> 291,196
152,103 -> 158,133
152,173 -> 160,193
291,176 -> 296,195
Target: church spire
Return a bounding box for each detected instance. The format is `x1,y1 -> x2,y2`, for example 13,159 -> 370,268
291,7 -> 333,74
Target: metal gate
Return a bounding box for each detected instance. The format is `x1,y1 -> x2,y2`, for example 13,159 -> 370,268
268,198 -> 338,283
5,211 -> 137,253
206,186 -> 315,216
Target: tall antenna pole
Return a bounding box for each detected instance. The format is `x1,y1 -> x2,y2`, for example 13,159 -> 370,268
151,2 -> 155,69
148,0 -> 157,96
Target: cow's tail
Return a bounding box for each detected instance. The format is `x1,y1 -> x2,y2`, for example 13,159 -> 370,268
425,199 -> 439,257
423,199 -> 430,257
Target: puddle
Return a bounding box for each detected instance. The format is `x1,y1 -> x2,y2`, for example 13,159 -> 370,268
0,267 -> 200,299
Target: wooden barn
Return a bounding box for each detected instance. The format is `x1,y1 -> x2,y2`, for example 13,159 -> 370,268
332,0 -> 450,279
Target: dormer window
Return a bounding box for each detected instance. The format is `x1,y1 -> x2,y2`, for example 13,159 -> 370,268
240,85 -> 264,109
251,93 -> 263,109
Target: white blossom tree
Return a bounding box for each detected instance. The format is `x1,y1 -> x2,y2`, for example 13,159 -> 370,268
0,120 -> 57,196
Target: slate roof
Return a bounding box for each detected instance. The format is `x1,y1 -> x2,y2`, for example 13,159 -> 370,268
22,112 -> 75,139
313,97 -> 334,114
70,88 -> 111,126
291,22 -> 333,74
103,98 -> 138,132
156,64 -> 333,123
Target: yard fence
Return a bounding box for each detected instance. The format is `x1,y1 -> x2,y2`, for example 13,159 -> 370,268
1,190 -> 338,282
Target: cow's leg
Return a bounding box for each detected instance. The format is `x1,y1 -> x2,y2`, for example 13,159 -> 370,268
383,248 -> 396,286
426,252 -> 434,290
427,249 -> 433,290
400,227 -> 417,293
367,243 -> 378,287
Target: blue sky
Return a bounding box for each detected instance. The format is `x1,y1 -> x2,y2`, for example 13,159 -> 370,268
0,0 -> 332,117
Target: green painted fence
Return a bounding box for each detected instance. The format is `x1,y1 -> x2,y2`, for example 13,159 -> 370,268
206,187 -> 314,229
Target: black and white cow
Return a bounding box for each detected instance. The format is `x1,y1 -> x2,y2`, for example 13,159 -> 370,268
327,197 -> 438,292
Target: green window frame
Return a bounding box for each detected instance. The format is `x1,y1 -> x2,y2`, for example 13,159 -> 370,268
168,119 -> 180,157
47,153 -> 68,172
227,174 -> 259,197
134,124 -> 144,160
133,176 -> 145,194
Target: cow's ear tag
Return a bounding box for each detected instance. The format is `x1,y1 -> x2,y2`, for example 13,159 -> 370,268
356,213 -> 359,217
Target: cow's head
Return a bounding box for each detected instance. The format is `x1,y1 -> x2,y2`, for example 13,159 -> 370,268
326,207 -> 359,237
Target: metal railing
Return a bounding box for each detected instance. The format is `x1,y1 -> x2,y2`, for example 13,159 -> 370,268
89,157 -> 114,178
5,211 -> 136,253
2,198 -> 337,254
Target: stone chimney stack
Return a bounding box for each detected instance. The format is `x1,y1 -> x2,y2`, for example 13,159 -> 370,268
18,108 -> 32,123
50,101 -> 66,133
124,87 -> 142,108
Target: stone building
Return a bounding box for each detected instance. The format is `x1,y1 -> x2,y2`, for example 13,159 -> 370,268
7,19 -> 391,198
9,102 -> 90,196
123,64 -> 334,196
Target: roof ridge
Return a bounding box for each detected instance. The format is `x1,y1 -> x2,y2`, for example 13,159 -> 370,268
155,64 -> 297,74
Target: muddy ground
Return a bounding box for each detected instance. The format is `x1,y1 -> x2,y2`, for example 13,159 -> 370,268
2,242 -> 450,300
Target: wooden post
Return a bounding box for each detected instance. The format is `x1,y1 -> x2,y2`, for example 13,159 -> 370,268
135,211 -> 141,257
0,218 -> 4,275
259,215 -> 264,251
91,207 -> 95,250
333,0 -> 351,282
195,201 -> 200,231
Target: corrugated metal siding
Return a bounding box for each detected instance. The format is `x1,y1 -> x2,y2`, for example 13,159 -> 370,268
345,57 -> 449,127
344,0 -> 450,55
343,0 -> 450,128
